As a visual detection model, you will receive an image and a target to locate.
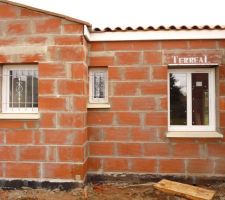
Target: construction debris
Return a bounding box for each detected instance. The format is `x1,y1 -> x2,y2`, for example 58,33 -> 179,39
154,179 -> 216,200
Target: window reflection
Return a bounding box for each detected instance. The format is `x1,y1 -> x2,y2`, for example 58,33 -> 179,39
170,73 -> 187,125
192,73 -> 209,125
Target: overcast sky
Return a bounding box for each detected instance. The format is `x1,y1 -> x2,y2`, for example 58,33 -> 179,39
11,0 -> 225,28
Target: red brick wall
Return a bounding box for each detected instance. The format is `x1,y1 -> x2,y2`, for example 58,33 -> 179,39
88,40 -> 225,176
0,2 -> 88,181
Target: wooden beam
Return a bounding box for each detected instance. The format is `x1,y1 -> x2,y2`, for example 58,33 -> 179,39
154,179 -> 216,200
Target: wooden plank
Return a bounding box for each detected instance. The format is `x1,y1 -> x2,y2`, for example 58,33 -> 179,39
153,179 -> 216,200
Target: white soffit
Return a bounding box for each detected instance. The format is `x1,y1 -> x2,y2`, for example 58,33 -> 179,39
84,26 -> 225,41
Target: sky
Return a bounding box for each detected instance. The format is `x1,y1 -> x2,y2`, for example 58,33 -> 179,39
11,0 -> 225,28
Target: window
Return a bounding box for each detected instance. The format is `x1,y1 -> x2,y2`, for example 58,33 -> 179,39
88,68 -> 109,108
168,68 -> 215,132
2,65 -> 38,113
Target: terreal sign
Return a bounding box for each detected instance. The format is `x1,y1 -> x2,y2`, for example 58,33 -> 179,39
172,55 -> 208,64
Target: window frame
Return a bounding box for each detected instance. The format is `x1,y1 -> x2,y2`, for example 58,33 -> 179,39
89,68 -> 108,104
2,64 -> 38,114
168,68 -> 216,132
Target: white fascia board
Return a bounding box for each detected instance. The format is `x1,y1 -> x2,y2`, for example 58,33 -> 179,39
84,26 -> 225,41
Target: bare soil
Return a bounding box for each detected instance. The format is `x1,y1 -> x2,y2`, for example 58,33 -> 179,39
0,182 -> 224,200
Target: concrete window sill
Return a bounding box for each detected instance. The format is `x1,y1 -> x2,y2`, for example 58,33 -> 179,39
166,131 -> 223,138
0,113 -> 40,120
87,103 -> 111,109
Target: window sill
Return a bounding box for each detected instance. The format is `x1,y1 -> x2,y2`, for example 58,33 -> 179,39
0,113 -> 40,120
87,103 -> 111,109
166,131 -> 223,138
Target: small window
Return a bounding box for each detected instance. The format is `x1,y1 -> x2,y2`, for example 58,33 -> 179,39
168,68 -> 215,131
89,68 -> 108,104
2,65 -> 38,113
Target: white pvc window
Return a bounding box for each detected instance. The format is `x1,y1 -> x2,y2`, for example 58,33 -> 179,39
89,68 -> 108,104
168,68 -> 215,131
2,65 -> 38,113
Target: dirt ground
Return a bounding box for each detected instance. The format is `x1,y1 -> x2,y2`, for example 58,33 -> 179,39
0,182 -> 224,200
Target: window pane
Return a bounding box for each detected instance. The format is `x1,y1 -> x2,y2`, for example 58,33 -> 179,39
192,73 -> 209,125
9,69 -> 38,109
93,71 -> 105,99
170,73 -> 187,125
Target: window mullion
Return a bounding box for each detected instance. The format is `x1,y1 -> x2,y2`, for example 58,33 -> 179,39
187,72 -> 192,129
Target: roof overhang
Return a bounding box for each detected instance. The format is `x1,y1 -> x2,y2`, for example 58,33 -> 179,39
84,26 -> 225,41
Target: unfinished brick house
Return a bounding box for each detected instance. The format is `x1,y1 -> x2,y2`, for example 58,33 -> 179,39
0,0 -> 224,187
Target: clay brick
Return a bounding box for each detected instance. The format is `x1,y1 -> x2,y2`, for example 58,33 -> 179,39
88,157 -> 101,171
39,97 -> 66,111
89,142 -> 114,156
89,56 -> 114,66
0,4 -> 17,18
58,146 -> 85,162
20,146 -> 46,161
220,82 -> 225,95
21,54 -> 44,62
187,159 -> 213,173
0,146 -> 16,160
152,66 -> 168,80
117,143 -> 142,156
0,121 -> 24,129
159,159 -> 185,173
103,127 -> 129,141
131,97 -> 155,110
87,127 -> 102,141
108,67 -> 121,80
105,42 -> 132,51
144,52 -> 161,64
132,41 -> 160,50
161,40 -> 188,49
87,112 -> 113,125
159,97 -> 167,110
6,163 -> 39,178
54,36 -> 82,45
0,55 -> 7,62
43,163 -> 74,179
218,40 -> 225,48
6,130 -> 33,144
73,97 -> 87,111
219,65 -> 225,79
6,22 -> 29,35
189,40 -> 217,49
63,23 -> 83,34
117,112 -> 140,125
110,97 -> 129,110
90,42 -> 105,51
130,128 -> 157,141
0,163 -> 3,177
0,132 -> 3,144
208,144 -> 225,158
130,158 -> 156,172
141,82 -> 167,95
215,160 -> 225,174
39,63 -> 66,77
35,18 -> 61,33
59,46 -> 85,61
71,63 -> 87,79
20,8 -> 46,17
220,112 -> 225,127
26,36 -> 47,44
124,67 -> 148,80
59,113 -> 85,128
173,144 -> 200,158
103,158 -> 128,171
0,38 -> 16,46
40,113 -> 56,128
114,82 -> 137,96
144,143 -> 170,156
45,129 -> 86,145
220,98 -> 225,110
39,79 -> 55,94
145,112 -> 167,126
116,52 -> 140,65
58,80 -> 84,95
